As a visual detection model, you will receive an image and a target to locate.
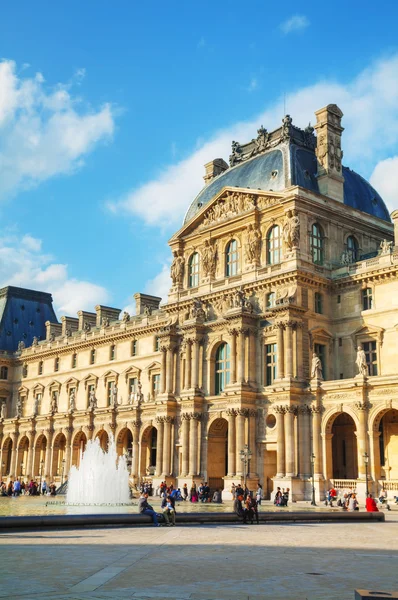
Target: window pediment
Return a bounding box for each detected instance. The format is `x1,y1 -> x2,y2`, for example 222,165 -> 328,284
103,369 -> 119,386
33,383 -> 44,394
65,377 -> 79,390
48,380 -> 61,392
351,324 -> 385,346
123,365 -> 141,382
83,373 -> 98,388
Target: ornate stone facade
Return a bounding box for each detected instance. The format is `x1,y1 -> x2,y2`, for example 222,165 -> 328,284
0,104 -> 398,501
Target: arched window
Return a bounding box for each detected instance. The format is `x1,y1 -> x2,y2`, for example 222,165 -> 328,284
188,253 -> 200,288
225,240 -> 239,277
266,292 -> 276,308
266,225 -> 281,265
215,343 -> 230,395
311,223 -> 324,265
347,235 -> 359,262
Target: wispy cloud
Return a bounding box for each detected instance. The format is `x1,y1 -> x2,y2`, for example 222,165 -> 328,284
197,37 -> 206,49
0,231 -> 110,316
108,54 -> 398,229
247,77 -> 258,93
0,60 -> 115,201
280,15 -> 310,34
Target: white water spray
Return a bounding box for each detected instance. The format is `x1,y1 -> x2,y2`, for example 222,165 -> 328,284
66,435 -> 130,505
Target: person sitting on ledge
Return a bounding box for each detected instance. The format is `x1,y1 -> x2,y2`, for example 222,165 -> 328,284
138,492 -> 160,527
161,494 -> 176,526
233,494 -> 247,524
212,489 -> 222,503
365,494 -> 379,512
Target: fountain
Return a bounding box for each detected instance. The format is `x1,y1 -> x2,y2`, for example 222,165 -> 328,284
66,435 -> 130,510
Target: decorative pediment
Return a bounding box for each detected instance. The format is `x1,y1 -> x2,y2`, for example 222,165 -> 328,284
170,187 -> 284,241
351,324 -> 385,347
146,361 -> 161,380
65,377 -> 79,390
83,373 -> 98,388
18,385 -> 29,397
102,369 -> 119,386
33,383 -> 44,394
48,380 -> 61,391
123,365 -> 141,382
0,387 -> 10,396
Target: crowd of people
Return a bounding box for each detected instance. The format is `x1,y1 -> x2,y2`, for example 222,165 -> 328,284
0,479 -> 57,497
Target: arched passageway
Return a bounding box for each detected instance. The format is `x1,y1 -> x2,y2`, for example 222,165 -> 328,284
33,434 -> 47,478
17,436 -> 29,478
207,418 -> 228,491
1,437 -> 13,476
72,431 -> 87,467
96,430 -> 109,452
140,426 -> 157,477
332,413 -> 358,480
52,433 -> 66,478
379,409 -> 398,480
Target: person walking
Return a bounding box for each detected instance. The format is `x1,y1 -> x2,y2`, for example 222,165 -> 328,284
256,484 -> 263,506
183,483 -> 188,501
138,492 -> 160,526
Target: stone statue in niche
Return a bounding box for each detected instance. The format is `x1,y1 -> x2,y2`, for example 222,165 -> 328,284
69,389 -> 76,412
33,395 -> 39,416
50,393 -> 58,414
0,400 -> 6,419
245,223 -> 261,263
111,385 -> 118,408
355,345 -> 368,377
170,250 -> 184,286
16,396 -> 23,418
311,353 -> 323,380
283,210 -> 300,250
202,239 -> 217,277
89,388 -> 97,410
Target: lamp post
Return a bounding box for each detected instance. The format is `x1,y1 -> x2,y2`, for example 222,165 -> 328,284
310,453 -> 316,506
364,452 -> 369,497
39,459 -> 44,494
61,458 -> 66,485
1,461 -> 4,480
239,444 -> 252,489
20,461 -> 24,479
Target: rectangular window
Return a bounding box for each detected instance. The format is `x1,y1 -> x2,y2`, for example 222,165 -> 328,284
0,366 -> 8,380
363,341 -> 378,376
265,343 -> 277,385
337,294 -> 341,304
107,381 -> 115,405
71,353 -> 77,369
314,292 -> 323,314
129,377 -> 137,395
90,348 -> 96,364
152,374 -> 160,398
154,337 -> 160,352
362,288 -> 373,310
54,357 -> 59,372
131,340 -> 138,356
314,343 -> 326,380
339,338 -> 342,347
38,361 -> 43,375
110,345 -> 116,361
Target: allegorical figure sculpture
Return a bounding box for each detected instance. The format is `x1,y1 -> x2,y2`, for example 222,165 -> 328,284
311,352 -> 323,380
16,396 -> 23,418
245,223 -> 261,263
0,400 -> 6,419
50,393 -> 58,414
202,239 -> 217,277
89,388 -> 97,410
69,389 -> 76,411
170,250 -> 184,286
283,210 -> 300,250
111,385 -> 118,408
356,345 -> 368,377
33,395 -> 39,416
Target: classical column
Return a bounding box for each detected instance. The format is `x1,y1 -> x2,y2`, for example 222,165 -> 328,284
284,407 -> 295,477
45,428 -> 54,479
296,322 -> 304,379
192,339 -> 200,390
230,329 -> 237,384
155,417 -> 164,477
186,340 -> 192,390
285,322 -> 294,379
324,433 -> 334,480
371,431 -> 381,482
235,409 -> 248,476
9,431 -> 18,478
162,416 -> 173,475
298,406 -> 311,479
181,414 -> 190,476
64,427 -> 73,475
160,348 -> 167,394
189,413 -> 201,476
131,420 -> 141,479
27,429 -> 36,478
248,329 -> 257,386
226,409 -> 236,476
312,406 -> 323,477
248,409 -> 257,476
238,329 -> 246,384
276,323 -> 285,379
275,406 -> 286,477
356,401 -> 369,479
166,347 -> 174,394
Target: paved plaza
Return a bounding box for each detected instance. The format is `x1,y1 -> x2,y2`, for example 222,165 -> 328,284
0,512 -> 397,600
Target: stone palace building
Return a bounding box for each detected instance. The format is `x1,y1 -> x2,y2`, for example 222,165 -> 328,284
1,103 -> 398,501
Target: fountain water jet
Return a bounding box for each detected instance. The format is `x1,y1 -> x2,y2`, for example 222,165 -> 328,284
66,434 -> 130,506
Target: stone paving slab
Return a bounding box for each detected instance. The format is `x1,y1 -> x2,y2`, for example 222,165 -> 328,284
1,514 -> 397,600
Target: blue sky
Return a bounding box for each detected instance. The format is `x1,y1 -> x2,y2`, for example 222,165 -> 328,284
1,1 -> 398,316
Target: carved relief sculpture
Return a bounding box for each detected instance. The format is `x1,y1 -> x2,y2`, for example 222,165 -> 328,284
379,239 -> 393,255
16,396 -> 23,418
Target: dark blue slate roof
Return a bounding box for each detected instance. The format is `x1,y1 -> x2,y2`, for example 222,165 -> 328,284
184,144 -> 391,224
0,287 -> 58,352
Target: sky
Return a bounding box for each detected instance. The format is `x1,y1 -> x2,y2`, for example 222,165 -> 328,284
1,1 -> 398,317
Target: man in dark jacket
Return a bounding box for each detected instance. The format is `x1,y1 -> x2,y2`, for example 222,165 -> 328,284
138,492 -> 160,526
233,495 -> 247,523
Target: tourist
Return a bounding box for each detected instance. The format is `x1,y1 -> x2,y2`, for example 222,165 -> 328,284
365,494 -> 379,512
274,487 -> 282,506
230,483 -> 236,499
198,482 -> 205,502
246,495 -> 259,524
138,492 -> 160,527
42,480 -> 47,495
379,488 -> 387,504
190,483 -> 198,502
161,494 -> 176,526
348,493 -> 358,511
281,488 -> 289,507
183,483 -> 188,501
13,479 -> 21,497
233,494 -> 247,523
7,481 -> 12,496
212,489 -> 222,503
256,484 -> 263,506
235,483 -> 244,497
49,482 -> 57,496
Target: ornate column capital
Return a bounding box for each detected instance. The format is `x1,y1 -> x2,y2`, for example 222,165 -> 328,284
273,321 -> 285,331
285,406 -> 297,415
248,409 -> 257,418
163,416 -> 175,424
226,408 -> 237,417
355,401 -> 371,411
181,412 -> 191,421
274,405 -> 286,414
236,408 -> 249,417
311,405 -> 324,414
190,412 -> 202,421
155,416 -> 164,425
297,404 -> 311,415
131,420 -> 142,429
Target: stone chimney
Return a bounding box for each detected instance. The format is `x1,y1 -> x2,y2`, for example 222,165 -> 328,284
61,316 -> 79,336
391,210 -> 398,248
314,104 -> 344,202
77,310 -> 97,332
134,293 -> 162,315
45,321 -> 62,341
203,158 -> 229,184
95,305 -> 121,327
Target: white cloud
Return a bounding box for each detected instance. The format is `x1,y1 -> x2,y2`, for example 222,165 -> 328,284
0,232 -> 109,315
370,156 -> 398,213
280,15 -> 310,34
145,263 -> 170,304
0,60 -> 115,200
109,54 -> 398,229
